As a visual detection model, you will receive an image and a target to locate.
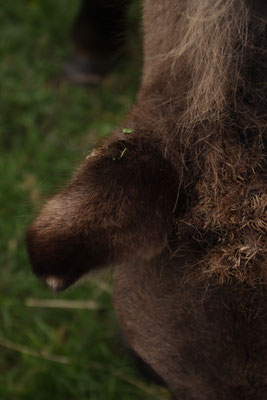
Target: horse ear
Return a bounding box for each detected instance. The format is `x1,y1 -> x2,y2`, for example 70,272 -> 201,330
26,187 -> 108,291
27,140 -> 178,291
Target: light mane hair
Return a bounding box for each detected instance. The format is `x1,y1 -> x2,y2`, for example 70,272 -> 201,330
160,0 -> 267,285
165,0 -> 266,132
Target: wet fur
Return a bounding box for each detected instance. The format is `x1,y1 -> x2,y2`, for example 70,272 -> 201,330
27,1 -> 267,398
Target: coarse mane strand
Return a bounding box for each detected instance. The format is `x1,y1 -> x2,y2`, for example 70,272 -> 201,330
175,0 -> 249,128
157,0 -> 267,286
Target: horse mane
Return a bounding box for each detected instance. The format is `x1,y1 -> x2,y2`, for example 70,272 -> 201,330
138,0 -> 267,286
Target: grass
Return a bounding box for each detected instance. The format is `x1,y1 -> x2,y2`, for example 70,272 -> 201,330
0,1 -> 171,399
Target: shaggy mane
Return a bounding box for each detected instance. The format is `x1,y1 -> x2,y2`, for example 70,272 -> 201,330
139,0 -> 267,285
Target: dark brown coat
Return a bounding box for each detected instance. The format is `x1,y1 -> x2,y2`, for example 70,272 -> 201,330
27,1 -> 267,398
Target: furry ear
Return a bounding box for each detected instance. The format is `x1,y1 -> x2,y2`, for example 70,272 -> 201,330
27,137 -> 178,291
27,187 -> 112,291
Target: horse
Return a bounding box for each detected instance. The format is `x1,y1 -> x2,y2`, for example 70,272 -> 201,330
27,1 -> 267,398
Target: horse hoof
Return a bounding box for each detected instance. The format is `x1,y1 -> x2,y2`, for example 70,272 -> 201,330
64,53 -> 113,86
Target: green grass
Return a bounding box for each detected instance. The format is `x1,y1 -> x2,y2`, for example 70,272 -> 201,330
0,1 -> 170,399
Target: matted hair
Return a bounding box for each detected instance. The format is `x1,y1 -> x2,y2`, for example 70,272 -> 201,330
172,0 -> 250,128
146,0 -> 267,285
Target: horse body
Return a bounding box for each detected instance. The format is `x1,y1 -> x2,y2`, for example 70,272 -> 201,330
27,1 -> 267,398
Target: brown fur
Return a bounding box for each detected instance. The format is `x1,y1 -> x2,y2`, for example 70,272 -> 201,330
27,1 -> 267,398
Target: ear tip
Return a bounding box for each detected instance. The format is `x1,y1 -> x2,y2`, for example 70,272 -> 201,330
25,220 -> 103,287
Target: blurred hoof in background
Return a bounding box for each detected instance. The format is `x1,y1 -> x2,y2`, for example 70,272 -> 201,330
63,52 -> 113,86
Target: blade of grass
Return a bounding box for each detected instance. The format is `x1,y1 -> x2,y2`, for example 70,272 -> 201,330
25,298 -> 100,310
0,337 -> 69,364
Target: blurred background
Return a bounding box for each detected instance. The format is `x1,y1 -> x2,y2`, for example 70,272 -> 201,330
0,1 -> 170,399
